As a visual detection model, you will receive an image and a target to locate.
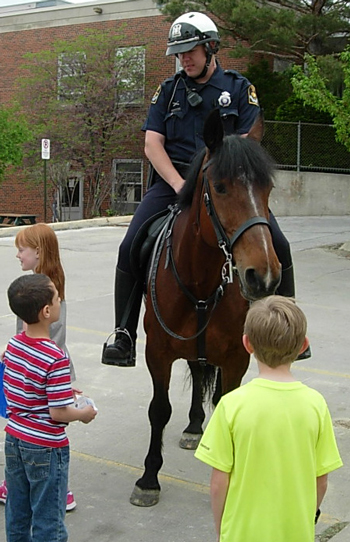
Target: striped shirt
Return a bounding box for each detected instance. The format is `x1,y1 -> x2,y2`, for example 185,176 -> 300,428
3,332 -> 74,447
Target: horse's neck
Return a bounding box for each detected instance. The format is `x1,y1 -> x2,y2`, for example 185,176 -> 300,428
172,190 -> 223,294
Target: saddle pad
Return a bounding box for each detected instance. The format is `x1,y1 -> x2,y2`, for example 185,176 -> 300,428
130,209 -> 171,282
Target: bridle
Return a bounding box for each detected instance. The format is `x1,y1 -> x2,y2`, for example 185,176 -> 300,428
202,158 -> 270,283
149,158 -> 271,364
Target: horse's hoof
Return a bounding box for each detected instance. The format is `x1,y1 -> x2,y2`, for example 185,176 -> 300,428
129,485 -> 160,507
179,432 -> 202,450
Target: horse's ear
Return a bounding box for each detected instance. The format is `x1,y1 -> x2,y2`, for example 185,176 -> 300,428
247,110 -> 265,143
203,109 -> 224,153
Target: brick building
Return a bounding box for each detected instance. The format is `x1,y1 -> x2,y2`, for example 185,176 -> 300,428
0,0 -> 250,222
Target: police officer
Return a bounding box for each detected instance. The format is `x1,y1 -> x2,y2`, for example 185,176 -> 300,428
102,12 -> 305,368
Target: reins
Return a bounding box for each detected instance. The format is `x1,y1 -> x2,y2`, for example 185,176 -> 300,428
149,157 -> 271,365
149,205 -> 225,348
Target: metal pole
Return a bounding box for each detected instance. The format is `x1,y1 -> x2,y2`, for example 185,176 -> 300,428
44,159 -> 47,222
297,121 -> 301,173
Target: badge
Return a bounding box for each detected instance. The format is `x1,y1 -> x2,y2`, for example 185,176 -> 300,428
248,85 -> 259,106
151,85 -> 161,104
218,91 -> 231,107
171,23 -> 182,39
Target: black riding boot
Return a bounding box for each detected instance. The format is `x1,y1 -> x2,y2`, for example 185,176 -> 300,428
277,264 -> 311,360
101,268 -> 143,367
276,264 -> 295,298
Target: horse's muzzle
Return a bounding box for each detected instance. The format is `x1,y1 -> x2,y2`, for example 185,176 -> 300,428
239,266 -> 282,302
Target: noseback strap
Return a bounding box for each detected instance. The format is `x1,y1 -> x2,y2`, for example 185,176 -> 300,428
202,163 -> 270,252
229,216 -> 270,249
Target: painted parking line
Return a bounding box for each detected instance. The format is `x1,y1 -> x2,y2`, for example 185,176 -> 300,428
70,448 -> 210,495
70,448 -> 343,529
293,366 -> 350,380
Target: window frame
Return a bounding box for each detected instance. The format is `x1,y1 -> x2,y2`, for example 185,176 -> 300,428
111,158 -> 143,214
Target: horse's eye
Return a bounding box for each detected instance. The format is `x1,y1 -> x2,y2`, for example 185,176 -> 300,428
213,183 -> 226,195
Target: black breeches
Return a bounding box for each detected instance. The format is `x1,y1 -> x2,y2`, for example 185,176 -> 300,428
117,179 -> 177,274
269,211 -> 292,270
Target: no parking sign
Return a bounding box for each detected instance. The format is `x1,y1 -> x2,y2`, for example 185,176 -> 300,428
41,138 -> 50,160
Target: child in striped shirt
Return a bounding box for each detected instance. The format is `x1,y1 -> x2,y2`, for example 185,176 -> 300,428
3,274 -> 97,542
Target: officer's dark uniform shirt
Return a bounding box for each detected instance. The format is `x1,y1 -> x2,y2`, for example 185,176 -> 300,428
142,62 -> 260,165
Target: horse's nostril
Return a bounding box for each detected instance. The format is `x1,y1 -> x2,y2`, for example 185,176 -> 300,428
245,268 -> 262,292
244,267 -> 279,296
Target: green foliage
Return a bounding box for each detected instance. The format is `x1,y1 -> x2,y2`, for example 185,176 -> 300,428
242,60 -> 293,119
159,0 -> 350,62
0,106 -> 32,181
275,95 -> 332,123
264,95 -> 349,170
291,46 -> 350,152
17,28 -> 146,217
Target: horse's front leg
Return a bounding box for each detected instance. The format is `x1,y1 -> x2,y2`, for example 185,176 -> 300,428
130,366 -> 172,507
179,360 -> 206,450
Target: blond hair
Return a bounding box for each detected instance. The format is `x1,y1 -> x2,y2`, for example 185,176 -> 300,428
15,223 -> 65,300
243,296 -> 307,367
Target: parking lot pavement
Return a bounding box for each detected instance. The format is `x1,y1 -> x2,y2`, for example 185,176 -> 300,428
0,216 -> 349,541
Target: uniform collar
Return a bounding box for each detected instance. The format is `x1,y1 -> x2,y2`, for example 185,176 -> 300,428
185,62 -> 224,90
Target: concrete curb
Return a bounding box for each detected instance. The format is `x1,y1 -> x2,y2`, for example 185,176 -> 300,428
0,216 -> 133,238
340,241 -> 350,253
1,216 -> 350,257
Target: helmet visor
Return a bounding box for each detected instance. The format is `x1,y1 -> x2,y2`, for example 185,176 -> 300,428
166,38 -> 200,56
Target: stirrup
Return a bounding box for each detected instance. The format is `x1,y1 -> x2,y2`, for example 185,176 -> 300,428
296,344 -> 312,361
101,328 -> 136,367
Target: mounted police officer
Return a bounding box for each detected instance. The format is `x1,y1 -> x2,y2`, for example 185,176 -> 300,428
102,12 -> 306,368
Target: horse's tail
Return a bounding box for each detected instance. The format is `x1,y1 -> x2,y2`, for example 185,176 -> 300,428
202,364 -> 219,404
185,362 -> 220,406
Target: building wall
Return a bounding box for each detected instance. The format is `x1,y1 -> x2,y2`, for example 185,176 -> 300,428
0,0 -> 251,221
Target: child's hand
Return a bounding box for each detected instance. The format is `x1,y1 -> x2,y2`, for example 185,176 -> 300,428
79,405 -> 97,424
72,387 -> 83,399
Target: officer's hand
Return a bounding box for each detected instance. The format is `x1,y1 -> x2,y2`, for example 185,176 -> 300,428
173,178 -> 186,194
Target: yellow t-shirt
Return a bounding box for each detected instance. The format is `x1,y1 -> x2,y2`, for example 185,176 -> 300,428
195,379 -> 342,542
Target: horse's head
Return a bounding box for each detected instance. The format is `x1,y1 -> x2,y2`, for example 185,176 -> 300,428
200,109 -> 281,301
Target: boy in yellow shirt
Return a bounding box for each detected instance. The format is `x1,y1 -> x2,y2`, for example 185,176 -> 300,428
195,296 -> 342,542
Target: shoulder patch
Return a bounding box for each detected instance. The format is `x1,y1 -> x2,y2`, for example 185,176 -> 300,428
248,85 -> 259,106
151,85 -> 162,104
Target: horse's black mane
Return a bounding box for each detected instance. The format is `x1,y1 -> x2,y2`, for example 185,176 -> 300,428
178,135 -> 275,210
178,147 -> 207,209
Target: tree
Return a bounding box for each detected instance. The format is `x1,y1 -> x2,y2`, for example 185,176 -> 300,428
0,106 -> 31,181
242,60 -> 293,118
159,0 -> 350,62
17,29 -> 146,217
291,46 -> 350,151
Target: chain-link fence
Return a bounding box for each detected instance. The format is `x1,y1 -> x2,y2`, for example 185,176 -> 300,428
263,120 -> 350,174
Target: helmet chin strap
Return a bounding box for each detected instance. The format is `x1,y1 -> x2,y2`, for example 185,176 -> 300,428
194,44 -> 215,81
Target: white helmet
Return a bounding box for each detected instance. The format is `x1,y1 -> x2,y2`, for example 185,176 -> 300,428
166,12 -> 220,56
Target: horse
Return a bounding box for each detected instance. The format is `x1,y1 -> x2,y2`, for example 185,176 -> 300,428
129,108 -> 282,507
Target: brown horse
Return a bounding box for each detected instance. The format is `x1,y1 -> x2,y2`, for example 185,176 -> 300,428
130,109 -> 281,507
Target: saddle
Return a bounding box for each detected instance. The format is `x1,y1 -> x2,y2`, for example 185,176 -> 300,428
130,208 -> 172,283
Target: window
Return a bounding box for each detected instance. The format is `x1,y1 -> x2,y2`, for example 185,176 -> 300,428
57,47 -> 145,105
115,46 -> 145,105
57,52 -> 86,101
61,176 -> 81,208
112,159 -> 143,214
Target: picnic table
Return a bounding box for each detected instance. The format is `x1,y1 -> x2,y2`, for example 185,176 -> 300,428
0,213 -> 37,227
